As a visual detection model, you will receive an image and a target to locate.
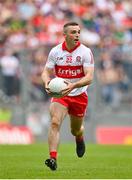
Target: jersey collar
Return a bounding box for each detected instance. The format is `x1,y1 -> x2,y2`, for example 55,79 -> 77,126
62,41 -> 81,53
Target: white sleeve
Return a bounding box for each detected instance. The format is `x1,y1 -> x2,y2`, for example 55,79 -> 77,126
45,49 -> 56,68
83,48 -> 94,67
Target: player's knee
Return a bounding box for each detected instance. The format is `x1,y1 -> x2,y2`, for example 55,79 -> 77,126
71,129 -> 79,136
71,126 -> 84,136
51,117 -> 60,130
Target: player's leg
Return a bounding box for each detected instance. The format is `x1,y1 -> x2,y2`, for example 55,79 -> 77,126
68,93 -> 88,157
45,102 -> 68,170
70,115 -> 85,157
48,102 -> 68,155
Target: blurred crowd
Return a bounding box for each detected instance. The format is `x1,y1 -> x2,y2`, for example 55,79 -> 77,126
0,0 -> 132,107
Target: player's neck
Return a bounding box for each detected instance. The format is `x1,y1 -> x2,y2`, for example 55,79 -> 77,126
65,41 -> 76,50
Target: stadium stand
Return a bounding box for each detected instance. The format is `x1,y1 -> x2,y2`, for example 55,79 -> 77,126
0,0 -> 132,143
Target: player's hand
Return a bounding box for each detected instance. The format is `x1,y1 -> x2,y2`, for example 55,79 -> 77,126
45,81 -> 52,95
61,81 -> 75,96
45,80 -> 60,97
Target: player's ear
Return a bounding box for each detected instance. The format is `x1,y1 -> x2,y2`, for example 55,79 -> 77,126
63,33 -> 66,38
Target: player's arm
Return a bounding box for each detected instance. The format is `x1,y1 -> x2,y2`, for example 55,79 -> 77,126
61,66 -> 94,96
41,48 -> 56,93
73,66 -> 94,87
41,66 -> 54,93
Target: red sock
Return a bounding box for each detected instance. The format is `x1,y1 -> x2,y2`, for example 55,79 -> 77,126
50,151 -> 57,159
76,136 -> 84,142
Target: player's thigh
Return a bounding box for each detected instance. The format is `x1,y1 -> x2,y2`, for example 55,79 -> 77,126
70,114 -> 84,131
50,102 -> 68,125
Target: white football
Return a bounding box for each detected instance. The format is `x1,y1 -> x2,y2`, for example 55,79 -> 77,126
48,77 -> 68,98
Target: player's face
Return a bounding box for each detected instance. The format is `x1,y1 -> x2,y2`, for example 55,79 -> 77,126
65,25 -> 80,46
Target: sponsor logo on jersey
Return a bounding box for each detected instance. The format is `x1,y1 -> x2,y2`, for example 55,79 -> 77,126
55,65 -> 85,78
57,57 -> 63,60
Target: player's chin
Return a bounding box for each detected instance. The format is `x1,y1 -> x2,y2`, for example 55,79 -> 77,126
74,40 -> 79,45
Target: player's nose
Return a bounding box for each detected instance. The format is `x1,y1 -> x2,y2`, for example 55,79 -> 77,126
76,32 -> 80,37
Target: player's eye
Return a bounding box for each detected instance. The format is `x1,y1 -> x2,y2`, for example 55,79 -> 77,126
71,30 -> 76,34
71,30 -> 80,34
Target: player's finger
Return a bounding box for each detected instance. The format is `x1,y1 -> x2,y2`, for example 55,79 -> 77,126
61,88 -> 69,94
64,81 -> 69,85
45,87 -> 52,94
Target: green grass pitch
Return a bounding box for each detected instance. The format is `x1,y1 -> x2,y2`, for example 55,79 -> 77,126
0,143 -> 132,179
